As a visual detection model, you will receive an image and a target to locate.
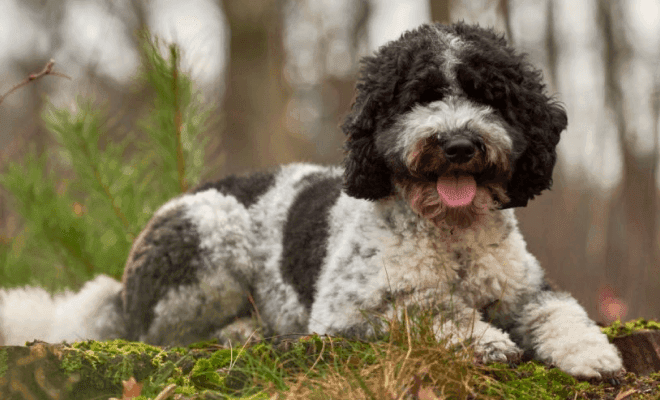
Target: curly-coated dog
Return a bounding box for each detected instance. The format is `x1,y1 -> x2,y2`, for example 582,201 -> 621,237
0,22 -> 622,379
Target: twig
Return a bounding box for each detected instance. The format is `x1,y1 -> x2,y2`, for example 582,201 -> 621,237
0,59 -> 71,106
614,388 -> 637,400
304,337 -> 326,378
170,45 -> 188,193
153,383 -> 177,400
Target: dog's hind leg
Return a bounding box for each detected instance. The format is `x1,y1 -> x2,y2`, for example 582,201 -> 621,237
122,190 -> 255,346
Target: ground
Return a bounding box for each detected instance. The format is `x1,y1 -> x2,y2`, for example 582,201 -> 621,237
0,319 -> 658,399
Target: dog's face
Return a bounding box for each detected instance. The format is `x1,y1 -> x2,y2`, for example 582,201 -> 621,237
342,22 -> 567,227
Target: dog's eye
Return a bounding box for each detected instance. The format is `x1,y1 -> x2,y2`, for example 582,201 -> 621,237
417,89 -> 444,105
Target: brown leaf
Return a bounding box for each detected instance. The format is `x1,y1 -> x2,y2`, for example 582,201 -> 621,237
614,388 -> 637,400
418,386 -> 441,400
122,377 -> 143,399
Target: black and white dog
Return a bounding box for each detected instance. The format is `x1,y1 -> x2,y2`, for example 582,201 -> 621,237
0,22 -> 622,379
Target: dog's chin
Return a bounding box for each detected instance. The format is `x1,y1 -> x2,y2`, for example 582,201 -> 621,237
401,176 -> 507,229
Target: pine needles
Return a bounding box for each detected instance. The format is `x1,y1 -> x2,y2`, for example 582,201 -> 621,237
0,33 -> 211,291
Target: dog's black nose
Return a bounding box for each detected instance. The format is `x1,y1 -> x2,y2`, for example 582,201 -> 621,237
443,138 -> 476,164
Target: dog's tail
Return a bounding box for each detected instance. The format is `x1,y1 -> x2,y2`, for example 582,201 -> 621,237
0,275 -> 125,345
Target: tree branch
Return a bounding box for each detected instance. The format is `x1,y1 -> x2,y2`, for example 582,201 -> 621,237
0,59 -> 71,106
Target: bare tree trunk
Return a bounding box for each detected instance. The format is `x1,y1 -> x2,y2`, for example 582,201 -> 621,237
498,0 -> 511,39
654,76 -> 660,304
429,0 -> 451,24
220,0 -> 309,175
544,0 -> 558,87
315,0 -> 371,165
599,0 -> 659,319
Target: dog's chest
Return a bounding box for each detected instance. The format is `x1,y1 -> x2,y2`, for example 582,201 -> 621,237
329,204 -> 527,309
382,227 -> 510,292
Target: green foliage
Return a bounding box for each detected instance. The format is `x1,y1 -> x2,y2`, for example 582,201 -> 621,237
138,34 -> 210,194
0,348 -> 7,378
602,317 -> 660,339
483,361 -> 592,400
61,339 -> 185,398
0,32 -> 211,291
52,324 -> 637,399
191,350 -> 232,390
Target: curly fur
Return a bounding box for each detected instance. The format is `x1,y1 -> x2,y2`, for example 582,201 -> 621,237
0,22 -> 621,380
343,23 -> 565,208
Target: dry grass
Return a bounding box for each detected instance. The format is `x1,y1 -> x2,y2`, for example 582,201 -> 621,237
278,309 -> 498,400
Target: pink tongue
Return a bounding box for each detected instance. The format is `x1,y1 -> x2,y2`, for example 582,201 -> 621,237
436,175 -> 477,207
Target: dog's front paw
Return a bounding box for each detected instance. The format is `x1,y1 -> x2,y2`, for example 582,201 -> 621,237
475,336 -> 523,364
552,340 -> 623,380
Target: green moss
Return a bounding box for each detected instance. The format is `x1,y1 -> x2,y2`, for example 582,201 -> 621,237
0,348 -> 7,378
51,324 -> 658,399
190,350 -> 233,390
602,318 -> 660,339
59,339 -> 193,398
187,338 -> 220,349
483,361 -> 585,399
27,332 -> 655,399
69,338 -> 166,356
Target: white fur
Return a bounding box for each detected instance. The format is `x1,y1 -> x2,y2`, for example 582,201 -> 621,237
434,28 -> 464,90
512,292 -> 622,379
390,97 -> 513,163
0,275 -> 121,344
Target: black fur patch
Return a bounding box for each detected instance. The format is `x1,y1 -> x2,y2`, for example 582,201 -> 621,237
192,169 -> 278,207
281,173 -> 343,309
123,207 -> 207,340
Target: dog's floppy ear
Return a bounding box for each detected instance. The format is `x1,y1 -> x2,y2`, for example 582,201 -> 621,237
502,103 -> 567,208
341,24 -> 445,200
341,94 -> 394,200
341,43 -> 403,201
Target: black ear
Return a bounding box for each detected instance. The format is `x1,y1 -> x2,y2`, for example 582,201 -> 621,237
341,23 -> 448,200
342,135 -> 393,200
501,102 -> 567,209
341,96 -> 393,200
340,45 -> 399,201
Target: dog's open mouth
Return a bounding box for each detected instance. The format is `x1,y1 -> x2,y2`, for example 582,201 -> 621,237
436,173 -> 477,207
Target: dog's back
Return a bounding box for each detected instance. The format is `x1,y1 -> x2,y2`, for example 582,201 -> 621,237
121,163 -> 346,344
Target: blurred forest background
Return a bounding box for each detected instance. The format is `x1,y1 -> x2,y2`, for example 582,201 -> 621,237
0,0 -> 658,326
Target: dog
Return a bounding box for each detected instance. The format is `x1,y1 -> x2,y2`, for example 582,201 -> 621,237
0,22 -> 622,380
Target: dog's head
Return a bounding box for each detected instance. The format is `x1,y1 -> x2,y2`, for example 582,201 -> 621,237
342,22 -> 567,226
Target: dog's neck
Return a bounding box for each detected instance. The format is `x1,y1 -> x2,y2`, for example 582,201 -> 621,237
374,193 -> 514,246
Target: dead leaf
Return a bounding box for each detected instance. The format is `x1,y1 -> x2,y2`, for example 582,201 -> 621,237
418,386 -> 441,400
122,377 -> 143,399
614,388 -> 637,400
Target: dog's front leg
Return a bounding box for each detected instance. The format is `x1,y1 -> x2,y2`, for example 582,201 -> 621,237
434,302 -> 523,364
511,291 -> 623,379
